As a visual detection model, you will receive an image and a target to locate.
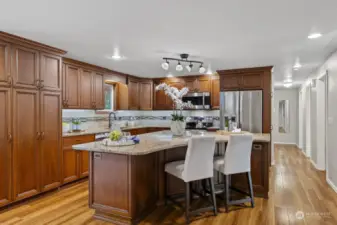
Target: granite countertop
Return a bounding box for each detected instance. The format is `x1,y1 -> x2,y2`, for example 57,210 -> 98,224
72,130 -> 271,155
62,125 -> 170,137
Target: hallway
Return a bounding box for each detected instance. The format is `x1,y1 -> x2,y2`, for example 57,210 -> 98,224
0,145 -> 336,225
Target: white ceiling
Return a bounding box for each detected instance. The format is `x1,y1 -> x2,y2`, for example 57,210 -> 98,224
1,0 -> 337,87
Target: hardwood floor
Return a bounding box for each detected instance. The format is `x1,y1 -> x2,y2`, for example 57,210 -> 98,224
1,145 -> 337,225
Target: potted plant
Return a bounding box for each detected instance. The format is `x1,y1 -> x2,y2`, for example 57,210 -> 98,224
155,83 -> 193,136
72,118 -> 81,131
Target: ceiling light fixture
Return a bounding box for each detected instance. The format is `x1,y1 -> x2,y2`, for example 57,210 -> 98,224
186,63 -> 193,72
199,64 -> 206,73
161,60 -> 169,70
111,54 -> 122,60
308,33 -> 322,39
176,61 -> 183,71
161,53 -> 204,73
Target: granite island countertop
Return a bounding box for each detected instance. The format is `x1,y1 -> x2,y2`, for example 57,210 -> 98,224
72,130 -> 270,155
62,125 -> 170,137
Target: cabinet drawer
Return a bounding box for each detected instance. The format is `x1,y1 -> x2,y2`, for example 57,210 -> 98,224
63,134 -> 95,148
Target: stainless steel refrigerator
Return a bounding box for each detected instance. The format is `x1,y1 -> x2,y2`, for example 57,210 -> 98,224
219,90 -> 263,133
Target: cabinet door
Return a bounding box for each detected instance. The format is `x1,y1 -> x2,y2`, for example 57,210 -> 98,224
211,76 -> 220,109
116,83 -> 129,110
197,76 -> 210,92
154,80 -> 169,110
128,79 -> 139,110
0,88 -> 12,206
13,89 -> 40,201
11,45 -> 39,89
0,41 -> 11,87
241,74 -> 263,89
79,151 -> 90,178
64,64 -> 81,108
185,77 -> 197,92
139,81 -> 153,110
94,72 -> 104,109
40,91 -> 62,192
220,75 -> 241,91
80,69 -> 94,109
40,53 -> 62,91
62,147 -> 79,184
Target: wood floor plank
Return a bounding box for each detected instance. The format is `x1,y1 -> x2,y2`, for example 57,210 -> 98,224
0,145 -> 337,225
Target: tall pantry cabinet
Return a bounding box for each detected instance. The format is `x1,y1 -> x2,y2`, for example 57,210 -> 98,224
0,32 -> 66,206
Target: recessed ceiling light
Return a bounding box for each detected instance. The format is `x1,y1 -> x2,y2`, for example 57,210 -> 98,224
166,73 -> 174,78
284,83 -> 293,88
284,78 -> 292,83
308,33 -> 322,39
111,55 -> 122,60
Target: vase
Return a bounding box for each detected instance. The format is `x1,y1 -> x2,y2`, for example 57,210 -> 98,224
170,120 -> 186,136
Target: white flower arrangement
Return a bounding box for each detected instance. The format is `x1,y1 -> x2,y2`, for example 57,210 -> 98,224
155,83 -> 193,110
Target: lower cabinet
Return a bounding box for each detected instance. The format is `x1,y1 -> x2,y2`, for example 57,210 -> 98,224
62,134 -> 95,184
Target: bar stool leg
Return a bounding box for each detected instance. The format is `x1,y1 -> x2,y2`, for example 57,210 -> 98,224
185,182 -> 190,224
247,172 -> 255,208
208,178 -> 218,216
224,174 -> 229,213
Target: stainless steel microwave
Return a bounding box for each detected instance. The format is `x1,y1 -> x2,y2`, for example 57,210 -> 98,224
182,92 -> 211,109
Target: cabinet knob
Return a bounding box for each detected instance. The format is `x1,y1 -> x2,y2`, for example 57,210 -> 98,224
40,80 -> 44,89
36,132 -> 41,140
35,80 -> 40,89
8,133 -> 12,143
7,76 -> 12,86
41,131 -> 45,140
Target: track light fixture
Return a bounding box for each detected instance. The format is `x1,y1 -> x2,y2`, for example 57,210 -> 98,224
161,53 -> 205,73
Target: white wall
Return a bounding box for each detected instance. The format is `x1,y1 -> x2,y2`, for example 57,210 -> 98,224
273,89 -> 299,145
299,49 -> 337,193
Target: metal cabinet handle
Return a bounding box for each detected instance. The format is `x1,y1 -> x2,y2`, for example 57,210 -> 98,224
35,80 -> 41,89
253,144 -> 262,150
8,133 -> 13,143
41,131 -> 45,140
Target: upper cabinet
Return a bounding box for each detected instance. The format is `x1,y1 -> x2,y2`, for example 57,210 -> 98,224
218,68 -> 268,91
40,52 -> 62,92
211,76 -> 220,109
63,64 -> 81,109
11,45 -> 39,89
153,79 -> 170,110
62,59 -> 105,110
128,77 -> 140,110
179,76 -> 210,93
0,41 -> 11,87
93,72 -> 104,109
139,80 -> 153,110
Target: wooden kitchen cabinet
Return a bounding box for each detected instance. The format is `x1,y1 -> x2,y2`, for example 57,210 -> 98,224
185,77 -> 198,92
128,77 -> 140,110
40,91 -> 62,192
197,76 -> 210,92
63,64 -> 81,108
94,72 -> 104,109
11,45 -> 39,90
12,89 -> 40,201
40,52 -> 62,92
220,74 -> 241,91
115,82 -> 129,110
139,80 -> 153,110
0,41 -> 11,87
80,69 -> 94,109
0,87 -> 12,207
62,135 -> 95,184
241,73 -> 263,89
211,76 -> 220,109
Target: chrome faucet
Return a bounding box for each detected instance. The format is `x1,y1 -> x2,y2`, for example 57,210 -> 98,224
109,112 -> 117,129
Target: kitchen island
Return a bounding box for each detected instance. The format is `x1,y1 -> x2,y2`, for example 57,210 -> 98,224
72,131 -> 270,225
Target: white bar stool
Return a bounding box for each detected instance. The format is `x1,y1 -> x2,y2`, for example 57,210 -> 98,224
213,134 -> 254,212
164,136 -> 217,224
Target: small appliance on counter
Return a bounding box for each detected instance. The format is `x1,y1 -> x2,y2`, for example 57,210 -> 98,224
185,117 -> 213,130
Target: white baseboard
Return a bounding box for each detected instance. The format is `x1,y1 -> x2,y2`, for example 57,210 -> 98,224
310,159 -> 325,171
327,178 -> 337,194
